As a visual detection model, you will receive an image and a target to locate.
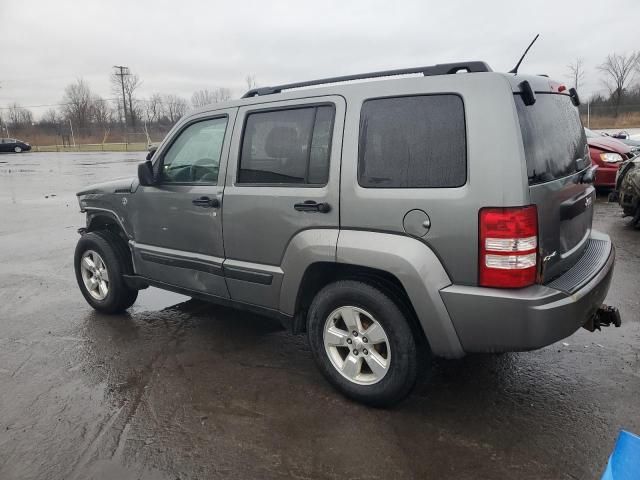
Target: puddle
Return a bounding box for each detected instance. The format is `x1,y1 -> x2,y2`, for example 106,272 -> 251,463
132,287 -> 190,312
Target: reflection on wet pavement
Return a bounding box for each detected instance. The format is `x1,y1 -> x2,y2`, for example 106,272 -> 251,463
0,152 -> 639,479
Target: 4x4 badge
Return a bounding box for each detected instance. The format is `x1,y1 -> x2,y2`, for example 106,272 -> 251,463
585,197 -> 592,208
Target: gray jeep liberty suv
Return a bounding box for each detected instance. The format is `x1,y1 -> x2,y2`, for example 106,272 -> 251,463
75,62 -> 619,406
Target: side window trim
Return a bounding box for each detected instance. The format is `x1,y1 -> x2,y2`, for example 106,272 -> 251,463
156,114 -> 229,186
236,103 -> 336,187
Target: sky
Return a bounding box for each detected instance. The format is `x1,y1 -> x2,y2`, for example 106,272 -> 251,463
2,0 -> 639,119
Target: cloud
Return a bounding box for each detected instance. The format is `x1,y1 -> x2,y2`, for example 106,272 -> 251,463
2,0 -> 639,118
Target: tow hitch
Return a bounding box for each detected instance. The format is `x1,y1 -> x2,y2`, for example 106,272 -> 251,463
584,305 -> 622,332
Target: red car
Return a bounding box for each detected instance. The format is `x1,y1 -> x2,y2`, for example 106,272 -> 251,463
585,128 -> 635,188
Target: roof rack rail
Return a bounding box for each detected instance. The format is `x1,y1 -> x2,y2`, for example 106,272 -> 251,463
242,61 -> 492,98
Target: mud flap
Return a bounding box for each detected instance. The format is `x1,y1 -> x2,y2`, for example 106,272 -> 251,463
583,305 -> 622,332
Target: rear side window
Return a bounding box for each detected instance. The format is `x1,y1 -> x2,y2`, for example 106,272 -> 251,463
238,105 -> 335,185
515,93 -> 588,185
358,95 -> 466,188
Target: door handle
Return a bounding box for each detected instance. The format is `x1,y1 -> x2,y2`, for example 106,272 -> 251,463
293,200 -> 331,213
192,196 -> 220,208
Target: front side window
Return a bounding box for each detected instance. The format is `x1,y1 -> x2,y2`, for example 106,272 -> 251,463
358,95 -> 467,188
238,105 -> 335,185
162,117 -> 228,184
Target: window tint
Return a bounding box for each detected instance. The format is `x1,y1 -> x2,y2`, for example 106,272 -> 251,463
516,93 -> 588,185
358,95 -> 466,188
162,117 -> 227,184
238,105 -> 335,185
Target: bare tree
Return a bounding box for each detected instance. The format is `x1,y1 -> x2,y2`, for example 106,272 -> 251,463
191,88 -> 232,108
191,89 -> 216,108
143,94 -> 164,124
91,96 -> 113,128
0,111 -> 7,136
6,102 -> 33,127
597,52 -> 640,116
62,79 -> 94,129
124,73 -> 142,127
245,74 -> 257,91
212,87 -> 231,103
111,69 -> 142,127
162,94 -> 188,124
566,58 -> 585,92
40,108 -> 61,126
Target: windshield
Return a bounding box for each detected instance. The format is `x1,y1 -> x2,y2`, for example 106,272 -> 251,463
515,93 -> 588,185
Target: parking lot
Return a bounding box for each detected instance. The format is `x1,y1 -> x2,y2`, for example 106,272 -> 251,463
0,151 -> 639,479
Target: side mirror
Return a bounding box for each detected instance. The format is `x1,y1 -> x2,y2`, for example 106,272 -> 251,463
146,145 -> 158,161
138,160 -> 156,186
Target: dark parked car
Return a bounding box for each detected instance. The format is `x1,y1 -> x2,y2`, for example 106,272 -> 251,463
0,138 -> 31,153
585,129 -> 634,188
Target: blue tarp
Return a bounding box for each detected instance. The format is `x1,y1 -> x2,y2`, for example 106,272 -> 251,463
602,430 -> 640,480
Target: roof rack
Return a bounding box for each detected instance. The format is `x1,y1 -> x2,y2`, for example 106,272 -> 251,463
242,61 -> 492,98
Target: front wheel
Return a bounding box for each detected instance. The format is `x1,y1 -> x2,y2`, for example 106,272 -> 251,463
14,146 -> 22,153
74,230 -> 138,313
307,280 -> 423,407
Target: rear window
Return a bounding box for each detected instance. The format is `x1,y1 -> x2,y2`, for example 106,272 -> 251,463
358,95 -> 466,188
515,93 -> 588,185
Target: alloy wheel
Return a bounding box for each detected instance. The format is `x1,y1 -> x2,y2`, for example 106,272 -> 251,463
80,250 -> 109,300
323,306 -> 391,385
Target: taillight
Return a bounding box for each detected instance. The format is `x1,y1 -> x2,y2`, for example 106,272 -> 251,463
479,206 -> 538,288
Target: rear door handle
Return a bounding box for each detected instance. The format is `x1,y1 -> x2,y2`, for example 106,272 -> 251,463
192,196 -> 220,208
294,200 -> 331,213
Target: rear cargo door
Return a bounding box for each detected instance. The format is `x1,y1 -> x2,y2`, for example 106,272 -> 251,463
515,91 -> 593,282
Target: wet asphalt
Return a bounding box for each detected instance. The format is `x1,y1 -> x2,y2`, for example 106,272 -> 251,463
0,152 -> 638,480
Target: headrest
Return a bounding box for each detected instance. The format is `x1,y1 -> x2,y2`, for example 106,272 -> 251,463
264,126 -> 300,158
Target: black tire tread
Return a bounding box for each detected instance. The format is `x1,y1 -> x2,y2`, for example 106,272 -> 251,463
307,280 -> 423,407
74,230 -> 138,313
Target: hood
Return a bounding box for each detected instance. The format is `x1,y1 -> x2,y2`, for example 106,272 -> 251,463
76,177 -> 135,196
619,138 -> 640,148
587,136 -> 632,154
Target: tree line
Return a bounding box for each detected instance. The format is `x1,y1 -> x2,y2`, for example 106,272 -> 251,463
567,52 -> 640,117
0,70 -> 258,143
3,52 -> 640,142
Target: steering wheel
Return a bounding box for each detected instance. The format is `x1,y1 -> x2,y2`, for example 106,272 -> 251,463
189,158 -> 218,182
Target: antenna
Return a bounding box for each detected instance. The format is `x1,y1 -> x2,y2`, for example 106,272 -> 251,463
509,34 -> 540,74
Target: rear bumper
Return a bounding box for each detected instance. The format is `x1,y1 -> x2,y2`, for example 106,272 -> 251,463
441,231 -> 615,353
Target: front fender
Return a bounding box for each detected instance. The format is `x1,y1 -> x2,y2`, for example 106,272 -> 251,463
78,194 -> 133,239
336,230 -> 464,358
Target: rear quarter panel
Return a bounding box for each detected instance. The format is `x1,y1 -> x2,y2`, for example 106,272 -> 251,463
339,73 -> 529,284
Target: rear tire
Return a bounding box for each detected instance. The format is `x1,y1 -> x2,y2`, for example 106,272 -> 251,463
74,230 -> 138,313
307,280 -> 422,407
